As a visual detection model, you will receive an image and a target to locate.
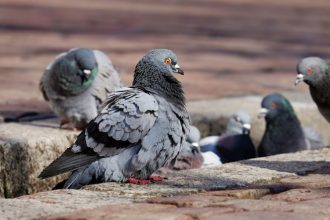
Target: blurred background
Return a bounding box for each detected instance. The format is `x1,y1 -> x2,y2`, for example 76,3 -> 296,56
0,0 -> 329,116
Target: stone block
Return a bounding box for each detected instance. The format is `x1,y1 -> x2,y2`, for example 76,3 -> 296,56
0,123 -> 77,198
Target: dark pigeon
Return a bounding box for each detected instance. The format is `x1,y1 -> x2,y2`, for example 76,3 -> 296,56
200,111 -> 256,164
258,93 -> 308,157
39,49 -> 189,189
295,57 -> 330,123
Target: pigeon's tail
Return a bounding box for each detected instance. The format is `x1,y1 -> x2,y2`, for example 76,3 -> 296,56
38,148 -> 99,179
63,162 -> 102,189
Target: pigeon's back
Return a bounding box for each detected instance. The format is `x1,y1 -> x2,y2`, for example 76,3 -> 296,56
217,134 -> 256,163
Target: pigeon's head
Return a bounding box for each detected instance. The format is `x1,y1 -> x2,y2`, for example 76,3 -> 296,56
295,57 -> 328,86
227,111 -> 251,135
52,48 -> 98,94
134,49 -> 184,84
133,49 -> 186,108
258,93 -> 295,122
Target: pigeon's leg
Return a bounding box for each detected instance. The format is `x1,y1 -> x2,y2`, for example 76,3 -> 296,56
127,177 -> 151,184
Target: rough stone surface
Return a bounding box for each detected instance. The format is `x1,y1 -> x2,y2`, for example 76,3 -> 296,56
0,123 -> 78,198
1,149 -> 329,219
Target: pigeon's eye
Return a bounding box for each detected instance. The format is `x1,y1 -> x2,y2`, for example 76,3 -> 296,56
164,58 -> 172,65
235,116 -> 241,122
307,67 -> 314,74
271,102 -> 277,109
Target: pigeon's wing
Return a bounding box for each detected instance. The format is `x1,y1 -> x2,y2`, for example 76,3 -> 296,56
39,88 -> 159,178
303,127 -> 324,150
91,50 -> 123,107
39,52 -> 67,101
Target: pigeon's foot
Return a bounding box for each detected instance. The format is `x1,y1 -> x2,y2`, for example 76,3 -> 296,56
127,177 -> 151,184
149,175 -> 165,182
59,119 -> 83,131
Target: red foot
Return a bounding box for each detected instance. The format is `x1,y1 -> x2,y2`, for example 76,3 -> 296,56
127,177 -> 151,184
59,119 -> 82,131
149,176 -> 164,182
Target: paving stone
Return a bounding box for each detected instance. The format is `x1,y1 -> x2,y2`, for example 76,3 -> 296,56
0,123 -> 78,198
200,188 -> 271,199
262,188 -> 330,202
205,211 -> 329,220
44,204 -> 187,220
148,194 -> 232,208
0,190 -> 133,220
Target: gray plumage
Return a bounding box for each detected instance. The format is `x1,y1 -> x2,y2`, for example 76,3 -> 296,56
167,125 -> 203,170
258,93 -> 307,157
39,49 -> 189,189
296,57 -> 330,123
40,48 -> 122,129
303,127 -> 324,150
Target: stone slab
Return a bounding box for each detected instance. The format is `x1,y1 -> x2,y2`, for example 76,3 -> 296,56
0,123 -> 78,198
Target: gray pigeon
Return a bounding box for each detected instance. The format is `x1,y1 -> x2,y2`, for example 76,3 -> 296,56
39,49 -> 189,189
295,57 -> 330,123
200,111 -> 256,163
40,48 -> 122,129
258,93 -> 307,157
303,127 -> 324,150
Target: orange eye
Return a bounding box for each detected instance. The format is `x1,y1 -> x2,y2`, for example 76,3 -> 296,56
164,58 -> 172,65
271,102 -> 277,109
307,67 -> 313,74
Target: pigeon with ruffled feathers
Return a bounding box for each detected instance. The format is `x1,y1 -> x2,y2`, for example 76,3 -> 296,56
39,49 -> 189,189
295,57 -> 330,123
40,48 -> 122,129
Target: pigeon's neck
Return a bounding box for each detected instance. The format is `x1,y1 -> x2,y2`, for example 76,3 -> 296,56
133,67 -> 186,111
266,114 -> 304,142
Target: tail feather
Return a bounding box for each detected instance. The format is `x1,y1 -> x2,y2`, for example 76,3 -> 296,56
39,148 -> 98,179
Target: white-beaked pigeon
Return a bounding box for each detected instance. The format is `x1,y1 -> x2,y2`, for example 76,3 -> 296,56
40,48 -> 122,129
200,111 -> 256,164
257,93 -> 324,157
295,57 -> 330,123
39,49 -> 189,189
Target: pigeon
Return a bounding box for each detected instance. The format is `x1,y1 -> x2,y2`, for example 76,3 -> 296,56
166,125 -> 203,170
39,49 -> 190,189
200,111 -> 256,163
303,127 -> 324,150
295,57 -> 330,123
40,48 -> 122,129
257,93 -> 308,157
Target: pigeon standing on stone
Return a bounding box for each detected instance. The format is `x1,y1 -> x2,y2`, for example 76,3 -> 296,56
39,49 -> 189,189
295,57 -> 330,123
258,93 -> 308,157
40,48 -> 122,129
200,111 -> 256,163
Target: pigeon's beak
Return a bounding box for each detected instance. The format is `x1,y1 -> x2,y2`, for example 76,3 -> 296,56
242,123 -> 251,134
191,142 -> 200,148
242,123 -> 251,131
83,69 -> 92,75
294,74 -> 304,86
173,64 -> 184,75
258,108 -> 269,118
